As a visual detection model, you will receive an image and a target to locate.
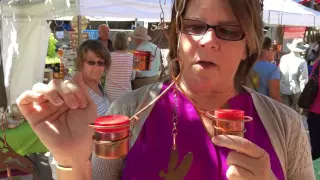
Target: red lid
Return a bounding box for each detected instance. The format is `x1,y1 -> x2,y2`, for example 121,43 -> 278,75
214,109 -> 244,121
94,115 -> 130,133
133,50 -> 151,56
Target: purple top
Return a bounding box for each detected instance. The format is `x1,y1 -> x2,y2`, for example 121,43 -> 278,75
310,60 -> 320,114
121,82 -> 285,180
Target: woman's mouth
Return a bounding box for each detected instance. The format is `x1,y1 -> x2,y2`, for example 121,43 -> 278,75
195,61 -> 217,68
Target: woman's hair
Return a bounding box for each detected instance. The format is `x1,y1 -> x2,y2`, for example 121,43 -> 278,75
112,32 -> 129,51
75,40 -> 111,72
262,37 -> 272,50
168,0 -> 264,86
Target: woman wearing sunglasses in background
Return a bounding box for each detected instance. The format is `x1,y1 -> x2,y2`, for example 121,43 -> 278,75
74,40 -> 111,116
17,0 -> 314,179
48,39 -> 112,180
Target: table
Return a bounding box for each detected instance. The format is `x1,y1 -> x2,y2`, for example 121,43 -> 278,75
0,122 -> 47,156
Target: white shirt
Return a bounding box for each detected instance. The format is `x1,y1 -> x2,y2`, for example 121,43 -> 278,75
279,52 -> 308,95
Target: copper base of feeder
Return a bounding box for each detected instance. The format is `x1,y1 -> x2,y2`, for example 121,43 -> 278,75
93,130 -> 132,160
205,113 -> 253,137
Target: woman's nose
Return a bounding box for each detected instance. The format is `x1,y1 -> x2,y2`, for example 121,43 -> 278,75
198,30 -> 220,50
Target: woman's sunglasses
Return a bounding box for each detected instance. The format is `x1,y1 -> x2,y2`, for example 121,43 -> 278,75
85,60 -> 105,67
181,19 -> 245,41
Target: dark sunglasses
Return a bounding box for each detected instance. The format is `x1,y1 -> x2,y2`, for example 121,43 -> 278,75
85,60 -> 105,67
181,19 -> 245,41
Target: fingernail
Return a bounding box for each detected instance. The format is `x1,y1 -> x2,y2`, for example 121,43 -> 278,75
212,136 -> 220,145
71,102 -> 79,109
79,102 -> 87,108
55,99 -> 64,105
35,93 -> 42,98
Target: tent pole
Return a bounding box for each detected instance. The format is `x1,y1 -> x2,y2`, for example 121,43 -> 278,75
0,45 -> 7,110
77,16 -> 81,47
307,0 -> 315,43
0,0 -> 7,109
311,0 -> 315,9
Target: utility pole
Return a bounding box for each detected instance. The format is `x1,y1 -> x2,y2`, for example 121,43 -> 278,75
308,0 -> 315,42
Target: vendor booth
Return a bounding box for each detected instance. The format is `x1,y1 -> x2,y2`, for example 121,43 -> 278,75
263,0 -> 320,27
0,0 -> 171,179
2,0 -> 172,107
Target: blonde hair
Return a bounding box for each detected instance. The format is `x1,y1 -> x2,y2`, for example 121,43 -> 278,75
112,32 -> 129,51
168,0 -> 264,85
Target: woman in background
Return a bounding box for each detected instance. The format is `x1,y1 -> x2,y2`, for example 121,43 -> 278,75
49,40 -> 111,180
105,32 -> 134,103
252,37 -> 281,102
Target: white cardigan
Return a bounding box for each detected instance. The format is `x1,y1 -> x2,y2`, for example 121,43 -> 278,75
89,81 -> 315,180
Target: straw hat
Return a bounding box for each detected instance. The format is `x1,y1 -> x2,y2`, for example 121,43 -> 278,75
129,26 -> 151,41
287,38 -> 309,53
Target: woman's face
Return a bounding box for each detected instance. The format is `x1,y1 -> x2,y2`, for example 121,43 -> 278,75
178,0 -> 247,94
82,50 -> 105,83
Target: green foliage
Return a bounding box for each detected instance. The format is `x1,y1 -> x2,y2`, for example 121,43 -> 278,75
45,56 -> 60,64
47,33 -> 58,58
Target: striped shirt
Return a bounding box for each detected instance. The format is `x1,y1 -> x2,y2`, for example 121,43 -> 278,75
88,85 -> 110,117
105,52 -> 133,103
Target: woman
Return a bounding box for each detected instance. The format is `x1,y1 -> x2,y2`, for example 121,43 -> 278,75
306,42 -> 320,160
105,32 -> 134,103
48,40 -> 111,179
17,0 -> 314,179
252,37 -> 281,102
74,40 -> 111,116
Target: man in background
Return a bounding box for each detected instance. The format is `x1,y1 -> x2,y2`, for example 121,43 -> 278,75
279,38 -> 309,112
129,26 -> 161,90
98,24 -> 113,52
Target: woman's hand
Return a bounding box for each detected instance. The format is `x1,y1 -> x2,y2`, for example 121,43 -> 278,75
17,73 -> 97,167
212,135 -> 276,180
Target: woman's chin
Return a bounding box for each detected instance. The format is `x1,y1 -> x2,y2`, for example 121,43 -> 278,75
183,77 -> 215,91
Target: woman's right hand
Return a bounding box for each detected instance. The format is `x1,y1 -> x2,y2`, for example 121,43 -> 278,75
17,73 -> 97,167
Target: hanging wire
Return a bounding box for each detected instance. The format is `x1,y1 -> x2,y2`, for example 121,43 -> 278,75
152,0 -> 168,80
52,0 -> 66,28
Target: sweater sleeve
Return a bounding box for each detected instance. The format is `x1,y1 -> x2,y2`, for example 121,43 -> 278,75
91,101 -> 128,180
281,107 -> 315,180
247,88 -> 315,180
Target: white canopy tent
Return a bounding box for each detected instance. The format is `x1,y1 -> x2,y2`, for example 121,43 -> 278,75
1,0 -> 172,106
4,0 -> 319,105
263,0 -> 320,27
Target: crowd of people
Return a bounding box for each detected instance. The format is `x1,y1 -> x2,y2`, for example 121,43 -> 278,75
16,0 -> 320,179
98,24 -> 162,101
250,36 -> 320,162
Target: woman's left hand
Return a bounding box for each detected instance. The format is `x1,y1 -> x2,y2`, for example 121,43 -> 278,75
212,135 -> 276,180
